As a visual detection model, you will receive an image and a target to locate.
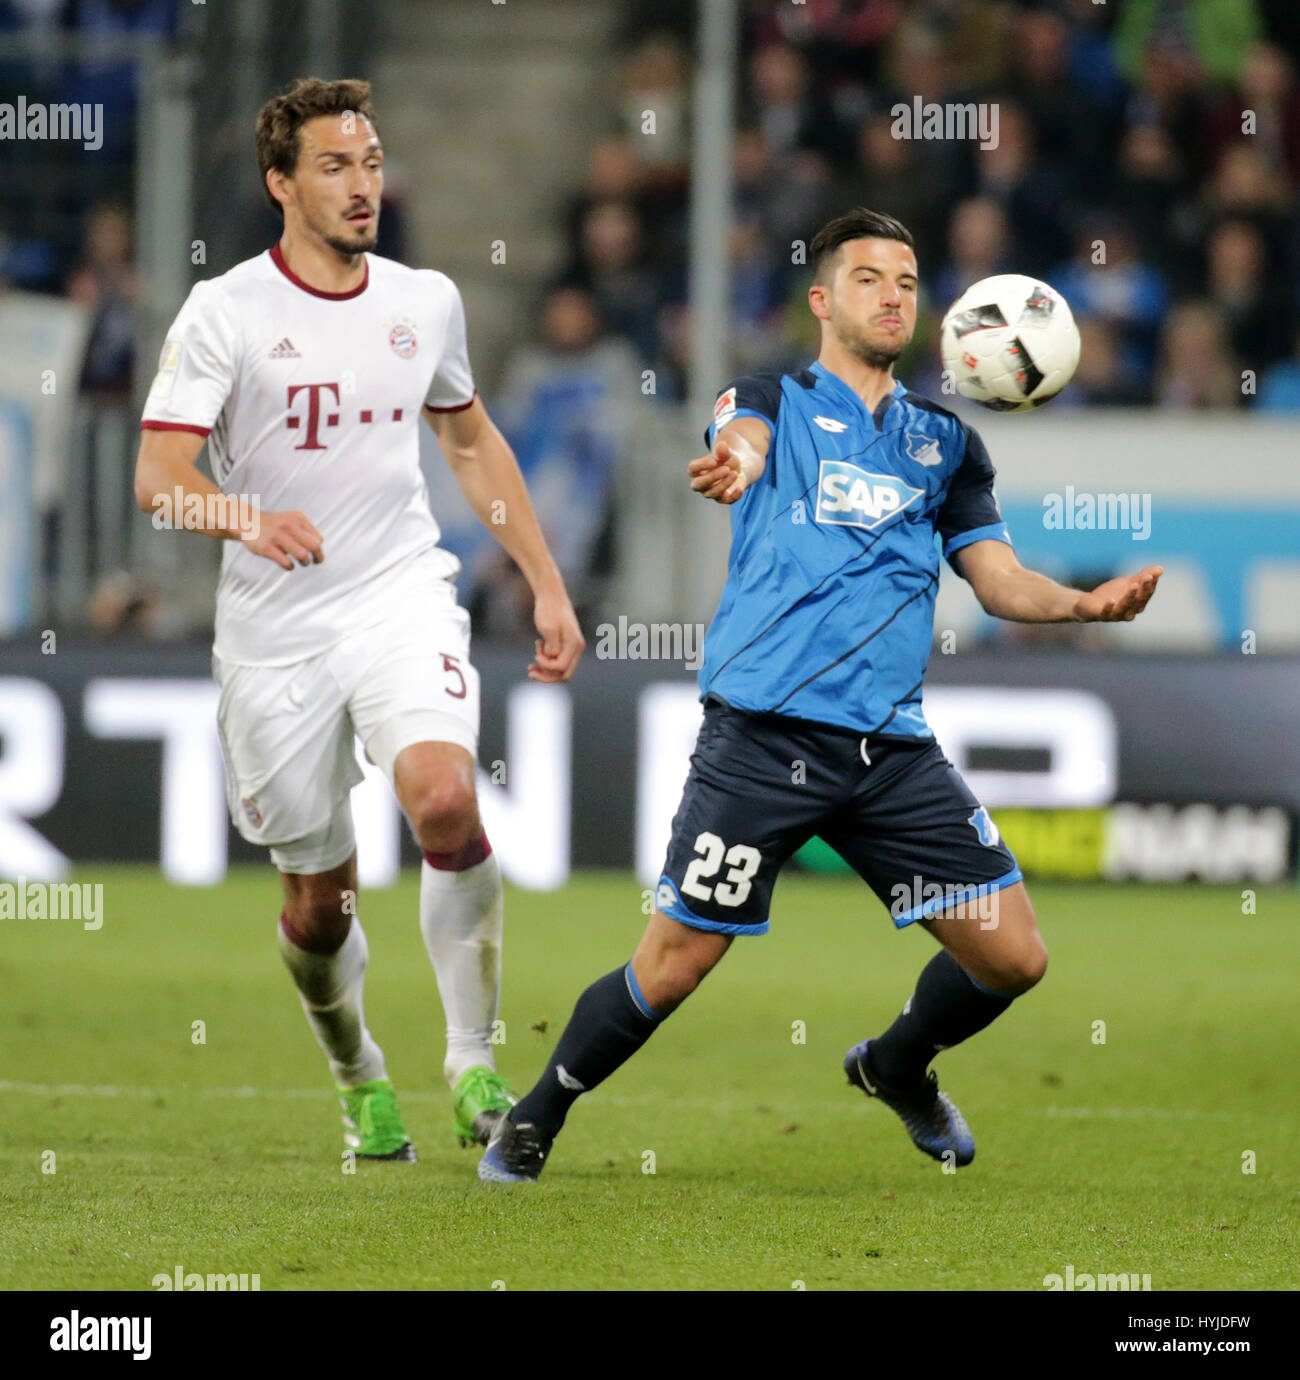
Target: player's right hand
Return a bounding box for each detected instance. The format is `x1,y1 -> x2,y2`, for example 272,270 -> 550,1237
240,509 -> 324,570
688,438 -> 750,504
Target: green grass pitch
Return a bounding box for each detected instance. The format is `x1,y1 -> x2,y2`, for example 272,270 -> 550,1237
2,867 -> 1296,1291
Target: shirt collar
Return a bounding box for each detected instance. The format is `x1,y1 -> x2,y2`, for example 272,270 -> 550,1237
810,361 -> 905,428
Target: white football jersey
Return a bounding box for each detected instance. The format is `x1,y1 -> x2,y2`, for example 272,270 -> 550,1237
141,245 -> 476,665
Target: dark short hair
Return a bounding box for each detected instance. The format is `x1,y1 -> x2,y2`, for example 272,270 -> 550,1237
255,77 -> 380,215
810,208 -> 914,280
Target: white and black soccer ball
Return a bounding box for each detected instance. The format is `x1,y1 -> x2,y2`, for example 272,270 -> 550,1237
939,274 -> 1081,412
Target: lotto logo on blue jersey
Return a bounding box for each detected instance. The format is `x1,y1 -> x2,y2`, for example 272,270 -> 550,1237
815,459 -> 925,531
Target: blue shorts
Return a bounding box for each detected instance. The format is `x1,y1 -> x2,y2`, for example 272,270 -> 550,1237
656,695 -> 1022,936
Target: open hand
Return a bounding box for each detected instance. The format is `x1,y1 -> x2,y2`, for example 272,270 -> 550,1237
1073,566 -> 1163,622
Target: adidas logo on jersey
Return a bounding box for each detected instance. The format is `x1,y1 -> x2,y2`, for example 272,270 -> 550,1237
815,459 -> 925,531
268,337 -> 301,359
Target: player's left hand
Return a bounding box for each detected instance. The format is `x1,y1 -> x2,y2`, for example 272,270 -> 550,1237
529,589 -> 585,682
1073,566 -> 1163,622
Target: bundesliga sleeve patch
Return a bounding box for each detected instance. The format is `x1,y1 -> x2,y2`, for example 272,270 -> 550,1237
145,339 -> 181,409
713,387 -> 737,429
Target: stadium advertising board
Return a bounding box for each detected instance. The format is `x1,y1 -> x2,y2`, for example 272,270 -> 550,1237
0,645 -> 1295,888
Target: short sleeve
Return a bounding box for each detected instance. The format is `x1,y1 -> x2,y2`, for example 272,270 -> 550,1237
140,281 -> 239,436
937,422 -> 1013,571
704,374 -> 783,446
424,277 -> 477,412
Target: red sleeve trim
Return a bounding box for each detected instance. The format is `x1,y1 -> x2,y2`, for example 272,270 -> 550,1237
141,420 -> 212,437
424,389 -> 477,414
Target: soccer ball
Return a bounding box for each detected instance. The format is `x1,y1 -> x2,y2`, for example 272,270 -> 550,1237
939,274 -> 1081,412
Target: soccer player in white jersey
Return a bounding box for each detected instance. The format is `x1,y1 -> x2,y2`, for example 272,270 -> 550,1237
133,78 -> 585,1161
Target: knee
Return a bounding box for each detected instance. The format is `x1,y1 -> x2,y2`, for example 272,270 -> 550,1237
996,938 -> 1048,995
409,779 -> 478,853
637,932 -> 720,1014
640,957 -> 704,1014
282,893 -> 351,954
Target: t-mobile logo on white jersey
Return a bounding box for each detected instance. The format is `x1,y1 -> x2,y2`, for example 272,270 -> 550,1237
285,382 -> 407,450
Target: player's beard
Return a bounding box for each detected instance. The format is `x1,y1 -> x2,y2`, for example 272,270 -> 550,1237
308,203 -> 379,258
839,320 -> 906,370
323,224 -> 379,257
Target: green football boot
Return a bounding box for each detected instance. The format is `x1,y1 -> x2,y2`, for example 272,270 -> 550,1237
451,1065 -> 517,1148
337,1077 -> 417,1161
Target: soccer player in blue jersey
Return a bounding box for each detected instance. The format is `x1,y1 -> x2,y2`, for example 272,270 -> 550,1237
480,208 -> 1161,1182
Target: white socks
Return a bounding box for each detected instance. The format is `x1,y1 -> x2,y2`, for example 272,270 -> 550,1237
419,848 -> 504,1085
277,916 -> 387,1088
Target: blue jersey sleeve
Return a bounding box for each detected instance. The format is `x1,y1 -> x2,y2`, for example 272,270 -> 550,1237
704,374 -> 784,446
936,423 -> 1013,570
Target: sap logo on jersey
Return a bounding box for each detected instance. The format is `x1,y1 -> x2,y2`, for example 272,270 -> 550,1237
815,459 -> 924,530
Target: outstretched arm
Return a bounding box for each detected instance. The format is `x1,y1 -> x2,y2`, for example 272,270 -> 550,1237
953,539 -> 1162,624
687,416 -> 772,504
425,396 -> 584,682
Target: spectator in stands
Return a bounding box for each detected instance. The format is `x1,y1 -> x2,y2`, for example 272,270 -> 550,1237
746,41 -> 846,162
1204,42 -> 1300,184
65,199 -> 137,397
1114,0 -> 1264,89
1155,301 -> 1244,408
832,112 -> 949,270
1196,143 -> 1297,293
752,0 -> 900,95
1066,318 -> 1153,407
563,136 -> 686,287
615,31 -> 691,183
734,124 -> 835,281
1051,216 -> 1169,390
566,198 -> 664,365
1204,217 -> 1292,371
932,196 -> 1016,311
1114,122 -> 1195,287
86,569 -> 187,638
970,102 -> 1074,276
465,284 -> 640,633
1002,6 -> 1113,190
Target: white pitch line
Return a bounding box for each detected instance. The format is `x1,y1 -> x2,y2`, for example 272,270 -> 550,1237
0,1080 -> 1249,1120
1042,1106 -> 1239,1122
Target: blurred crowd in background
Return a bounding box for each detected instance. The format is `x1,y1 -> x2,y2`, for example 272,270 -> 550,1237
6,0 -> 1300,637
544,0 -> 1300,412
466,0 -> 1300,627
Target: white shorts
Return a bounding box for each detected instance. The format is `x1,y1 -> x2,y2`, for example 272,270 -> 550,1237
214,577 -> 480,874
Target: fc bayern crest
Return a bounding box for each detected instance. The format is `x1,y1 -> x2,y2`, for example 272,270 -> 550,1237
388,321 -> 417,358
241,796 -> 263,829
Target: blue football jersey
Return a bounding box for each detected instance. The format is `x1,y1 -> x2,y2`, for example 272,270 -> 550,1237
699,361 -> 1013,738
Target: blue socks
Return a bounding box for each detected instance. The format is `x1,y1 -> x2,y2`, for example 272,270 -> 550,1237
867,949 -> 1015,1088
509,964 -> 663,1135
